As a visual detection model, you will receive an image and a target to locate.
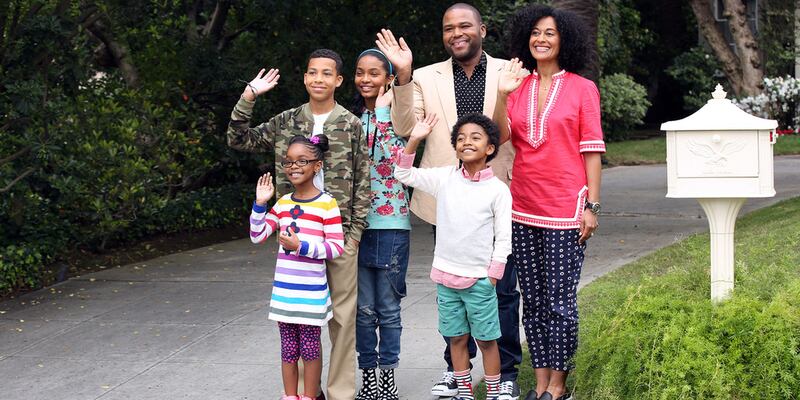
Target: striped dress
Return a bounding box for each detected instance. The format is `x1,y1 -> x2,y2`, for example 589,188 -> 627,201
250,192 -> 344,326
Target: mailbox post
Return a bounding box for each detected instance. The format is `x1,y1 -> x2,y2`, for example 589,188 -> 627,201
661,85 -> 777,302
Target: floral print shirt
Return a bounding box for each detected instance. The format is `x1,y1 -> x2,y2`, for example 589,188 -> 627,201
361,107 -> 411,230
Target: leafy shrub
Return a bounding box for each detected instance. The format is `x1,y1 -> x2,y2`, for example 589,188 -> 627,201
599,73 -> 650,141
573,197 -> 800,398
734,76 -> 800,132
666,47 -> 725,112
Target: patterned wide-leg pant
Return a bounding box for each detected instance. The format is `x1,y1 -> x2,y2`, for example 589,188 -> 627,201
513,223 -> 585,371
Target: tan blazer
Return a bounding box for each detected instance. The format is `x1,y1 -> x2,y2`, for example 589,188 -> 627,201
391,53 -> 516,225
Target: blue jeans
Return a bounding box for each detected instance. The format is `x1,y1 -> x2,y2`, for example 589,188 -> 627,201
356,229 -> 410,369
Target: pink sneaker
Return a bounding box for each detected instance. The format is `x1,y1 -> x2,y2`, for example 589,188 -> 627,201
280,396 -> 299,400
299,396 -> 314,400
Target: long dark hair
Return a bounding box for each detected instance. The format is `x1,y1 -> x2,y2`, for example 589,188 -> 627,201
349,49 -> 393,118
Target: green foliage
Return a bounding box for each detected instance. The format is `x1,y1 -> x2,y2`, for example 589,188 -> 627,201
666,47 -> 725,112
759,0 -> 797,77
599,73 -> 650,141
573,197 -> 800,398
597,0 -> 654,76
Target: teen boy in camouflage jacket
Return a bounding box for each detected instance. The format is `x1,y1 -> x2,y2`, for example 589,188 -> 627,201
227,49 -> 369,400
227,55 -> 370,245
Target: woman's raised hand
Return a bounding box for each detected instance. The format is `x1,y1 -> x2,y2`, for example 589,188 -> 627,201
255,173 -> 274,206
243,68 -> 280,100
498,58 -> 524,95
410,113 -> 439,142
376,29 -> 412,83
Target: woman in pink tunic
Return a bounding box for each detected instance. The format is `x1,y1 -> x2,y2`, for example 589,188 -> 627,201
493,5 -> 605,400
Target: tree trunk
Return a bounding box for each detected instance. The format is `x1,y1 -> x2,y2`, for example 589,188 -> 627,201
689,0 -> 747,96
795,0 -> 800,78
551,0 -> 600,82
722,0 -> 763,95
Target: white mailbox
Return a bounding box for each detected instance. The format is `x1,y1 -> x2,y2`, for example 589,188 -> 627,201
661,84 -> 777,302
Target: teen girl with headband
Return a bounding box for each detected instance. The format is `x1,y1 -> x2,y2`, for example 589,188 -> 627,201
350,48 -> 410,400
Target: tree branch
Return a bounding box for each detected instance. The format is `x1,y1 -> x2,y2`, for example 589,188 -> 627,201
85,18 -> 140,88
689,0 -> 745,96
202,0 -> 230,42
0,167 -> 35,193
0,145 -> 32,165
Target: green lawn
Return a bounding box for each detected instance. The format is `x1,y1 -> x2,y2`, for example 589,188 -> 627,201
569,197 -> 800,398
605,134 -> 800,167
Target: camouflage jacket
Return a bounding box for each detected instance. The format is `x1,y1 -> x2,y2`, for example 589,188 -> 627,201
227,97 -> 370,243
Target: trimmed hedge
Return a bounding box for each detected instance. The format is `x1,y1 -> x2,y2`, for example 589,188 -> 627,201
573,197 -> 800,398
0,183 -> 251,294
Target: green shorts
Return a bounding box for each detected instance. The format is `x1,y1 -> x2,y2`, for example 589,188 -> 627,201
436,278 -> 501,341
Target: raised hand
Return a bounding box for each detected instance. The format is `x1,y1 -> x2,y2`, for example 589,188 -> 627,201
375,29 -> 412,83
374,85 -> 393,109
498,58 -> 525,95
255,173 -> 274,206
243,68 -> 280,100
410,113 -> 439,142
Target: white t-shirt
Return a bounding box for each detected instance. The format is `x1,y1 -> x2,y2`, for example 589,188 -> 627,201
311,112 -> 331,191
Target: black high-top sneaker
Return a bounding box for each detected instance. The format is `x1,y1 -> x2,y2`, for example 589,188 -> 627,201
355,368 -> 378,400
378,368 -> 399,400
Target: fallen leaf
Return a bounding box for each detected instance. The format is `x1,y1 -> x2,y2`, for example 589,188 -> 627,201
89,278 -> 96,282
101,385 -> 111,390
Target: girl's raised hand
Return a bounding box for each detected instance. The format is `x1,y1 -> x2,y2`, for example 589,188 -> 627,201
255,173 -> 274,206
376,29 -> 412,75
498,58 -> 524,95
374,85 -> 393,109
245,68 -> 280,99
410,113 -> 439,141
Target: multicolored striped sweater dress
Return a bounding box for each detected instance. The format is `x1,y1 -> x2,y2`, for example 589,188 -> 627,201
250,192 -> 345,326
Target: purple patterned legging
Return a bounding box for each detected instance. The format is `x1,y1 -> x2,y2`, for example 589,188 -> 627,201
278,322 -> 322,364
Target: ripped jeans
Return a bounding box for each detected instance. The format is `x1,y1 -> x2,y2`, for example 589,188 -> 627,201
356,229 -> 410,369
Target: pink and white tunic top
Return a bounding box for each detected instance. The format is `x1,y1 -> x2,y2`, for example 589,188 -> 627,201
506,70 -> 606,229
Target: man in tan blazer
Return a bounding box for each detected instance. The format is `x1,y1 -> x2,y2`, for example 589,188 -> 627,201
388,3 -> 522,400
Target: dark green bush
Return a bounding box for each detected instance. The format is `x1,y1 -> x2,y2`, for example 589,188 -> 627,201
666,47 -> 725,112
599,73 -> 650,141
573,197 -> 800,398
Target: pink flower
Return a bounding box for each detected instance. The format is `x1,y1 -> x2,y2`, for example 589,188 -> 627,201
377,203 -> 394,215
375,163 -> 392,177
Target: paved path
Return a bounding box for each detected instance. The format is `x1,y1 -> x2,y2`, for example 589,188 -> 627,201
2,156 -> 799,400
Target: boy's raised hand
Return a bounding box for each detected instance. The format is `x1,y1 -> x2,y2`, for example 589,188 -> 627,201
243,68 -> 280,101
498,58 -> 524,95
410,113 -> 439,142
255,173 -> 274,206
376,29 -> 412,83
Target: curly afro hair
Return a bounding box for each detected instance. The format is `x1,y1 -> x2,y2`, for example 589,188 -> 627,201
450,113 -> 500,162
504,4 -> 590,74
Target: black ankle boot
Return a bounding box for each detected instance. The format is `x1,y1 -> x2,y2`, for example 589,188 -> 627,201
378,368 -> 398,400
355,368 -> 378,400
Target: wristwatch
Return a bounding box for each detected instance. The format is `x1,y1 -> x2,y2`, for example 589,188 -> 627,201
585,201 -> 601,215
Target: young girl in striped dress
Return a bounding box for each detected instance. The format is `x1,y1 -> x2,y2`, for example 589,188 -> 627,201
249,134 -> 344,400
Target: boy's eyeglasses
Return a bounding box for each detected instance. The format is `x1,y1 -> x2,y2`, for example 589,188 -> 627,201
281,159 -> 319,168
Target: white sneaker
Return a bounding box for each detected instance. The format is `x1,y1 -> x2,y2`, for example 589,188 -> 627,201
495,380 -> 520,400
430,371 -> 459,397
